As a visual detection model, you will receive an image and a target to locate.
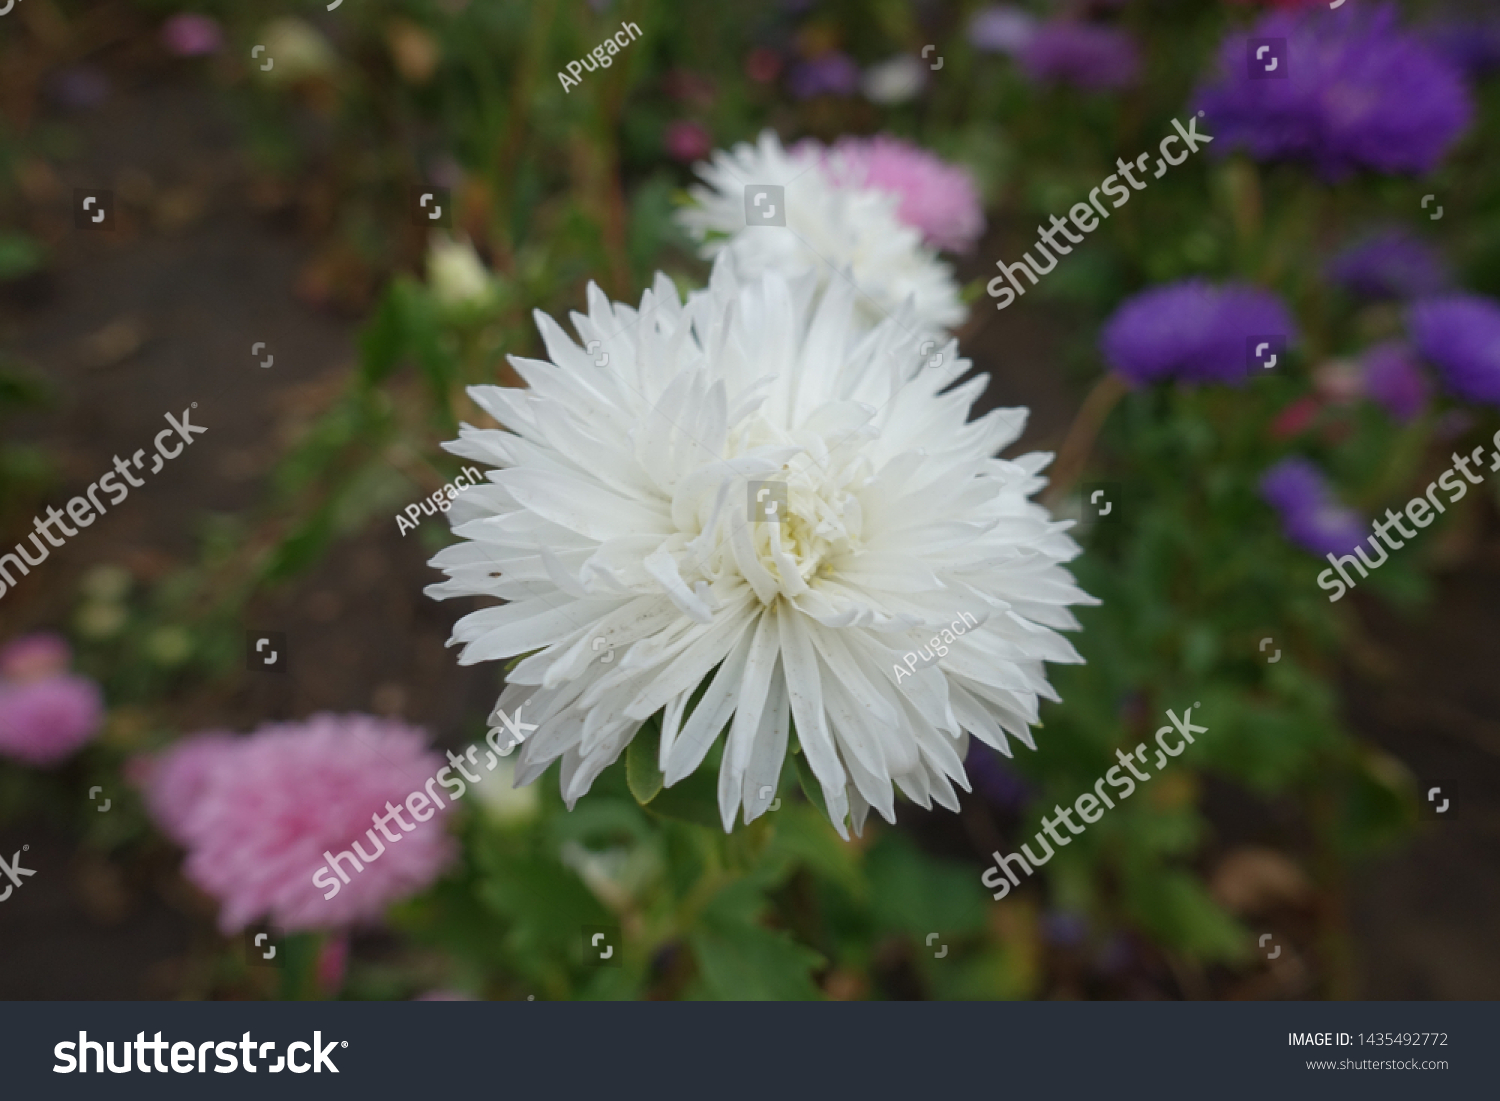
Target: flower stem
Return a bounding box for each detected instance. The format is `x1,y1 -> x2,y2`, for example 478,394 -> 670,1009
1043,372 -> 1128,507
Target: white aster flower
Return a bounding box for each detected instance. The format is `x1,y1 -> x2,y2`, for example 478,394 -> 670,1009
426,257 -> 1095,838
676,130 -> 967,335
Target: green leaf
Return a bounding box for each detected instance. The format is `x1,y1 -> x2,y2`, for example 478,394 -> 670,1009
689,914 -> 825,1000
626,714 -> 664,805
475,851 -> 611,960
643,762 -> 722,829
767,803 -> 866,900
865,832 -> 988,936
1123,868 -> 1246,963
0,233 -> 45,281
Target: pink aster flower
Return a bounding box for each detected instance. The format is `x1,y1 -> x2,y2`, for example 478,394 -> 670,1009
817,134 -> 986,253
139,714 -> 455,933
130,731 -> 239,846
0,633 -> 103,767
0,673 -> 104,767
161,13 -> 224,57
0,632 -> 72,682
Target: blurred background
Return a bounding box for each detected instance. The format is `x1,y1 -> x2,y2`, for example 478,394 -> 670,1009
1,0 -> 1498,1000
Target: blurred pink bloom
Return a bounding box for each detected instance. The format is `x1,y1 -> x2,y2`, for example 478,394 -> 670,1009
161,13 -> 224,57
0,632 -> 72,682
138,714 -> 455,934
0,674 -> 103,767
666,120 -> 713,163
819,134 -> 985,253
131,732 -> 238,846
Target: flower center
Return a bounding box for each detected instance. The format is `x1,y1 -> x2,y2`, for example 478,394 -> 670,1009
750,453 -> 866,599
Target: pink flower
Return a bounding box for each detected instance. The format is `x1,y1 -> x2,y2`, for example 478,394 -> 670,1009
161,13 -> 224,58
1269,395 -> 1323,439
131,732 -> 238,846
666,120 -> 713,163
138,714 -> 455,933
817,134 -> 985,253
0,632 -> 72,682
0,674 -> 103,767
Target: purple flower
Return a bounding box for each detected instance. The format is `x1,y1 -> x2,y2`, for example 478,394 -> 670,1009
1326,229 -> 1449,301
0,674 -> 104,767
1260,457 -> 1368,558
964,742 -> 1030,812
1423,18 -> 1500,78
1194,4 -> 1474,179
1017,21 -> 1140,91
1099,279 -> 1297,386
968,6 -> 1038,55
1409,294 -> 1500,406
161,13 -> 224,58
1360,341 -> 1429,422
787,52 -> 860,99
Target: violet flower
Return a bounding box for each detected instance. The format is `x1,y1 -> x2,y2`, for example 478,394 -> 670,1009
1194,3 -> 1474,179
1260,457 -> 1368,558
1017,21 -> 1140,91
1100,279 -> 1297,386
1409,294 -> 1500,406
1326,229 -> 1449,301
